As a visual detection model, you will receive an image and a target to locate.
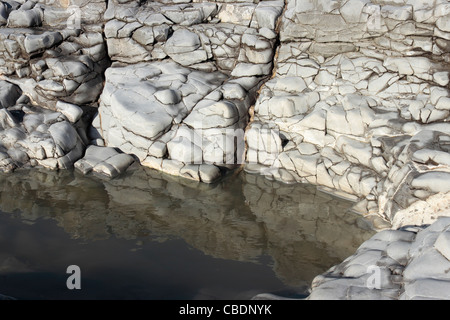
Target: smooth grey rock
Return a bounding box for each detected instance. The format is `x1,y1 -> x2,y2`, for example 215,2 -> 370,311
434,231 -> 450,261
218,3 -> 255,26
0,109 -> 18,130
344,249 -> 383,268
7,7 -> 42,27
411,172 -> 450,193
386,241 -> 411,265
57,140 -> 84,169
75,145 -> 135,178
24,32 -> 63,54
55,101 -> 83,123
402,279 -> 450,300
48,121 -> 78,153
154,89 -> 182,105
254,1 -> 284,30
0,81 -> 21,108
404,250 -> 450,282
7,148 -> 29,164
167,136 -> 203,164
167,48 -> 208,66
132,26 -> 155,45
231,62 -> 273,77
433,72 -> 449,86
307,218 -> 450,300
107,38 -> 150,63
436,15 -> 450,33
198,164 -> 221,183
183,101 -> 240,129
164,28 -> 201,54
412,149 -> 450,166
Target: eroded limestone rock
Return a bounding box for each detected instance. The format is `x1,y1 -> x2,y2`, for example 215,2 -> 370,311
74,145 -> 135,178
245,0 -> 450,223
306,216 -> 450,300
0,81 -> 85,172
91,0 -> 284,182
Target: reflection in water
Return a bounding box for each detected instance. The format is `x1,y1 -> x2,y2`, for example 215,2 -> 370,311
0,165 -> 375,299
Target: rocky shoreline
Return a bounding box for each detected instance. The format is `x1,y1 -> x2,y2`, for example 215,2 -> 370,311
0,0 -> 449,299
306,216 -> 450,300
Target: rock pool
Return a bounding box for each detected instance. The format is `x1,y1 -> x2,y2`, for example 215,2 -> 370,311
0,166 -> 375,299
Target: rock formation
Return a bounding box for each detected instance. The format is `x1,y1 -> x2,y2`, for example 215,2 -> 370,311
306,216 -> 450,300
246,0 -> 450,226
0,0 -> 450,300
0,0 -> 108,173
0,0 -> 448,218
89,0 -> 284,182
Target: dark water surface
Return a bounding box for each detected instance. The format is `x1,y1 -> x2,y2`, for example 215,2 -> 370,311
0,165 -> 375,300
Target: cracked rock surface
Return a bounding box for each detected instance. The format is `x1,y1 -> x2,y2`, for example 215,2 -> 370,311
0,80 -> 86,172
0,0 -> 450,300
306,215 -> 450,300
245,0 -> 450,225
